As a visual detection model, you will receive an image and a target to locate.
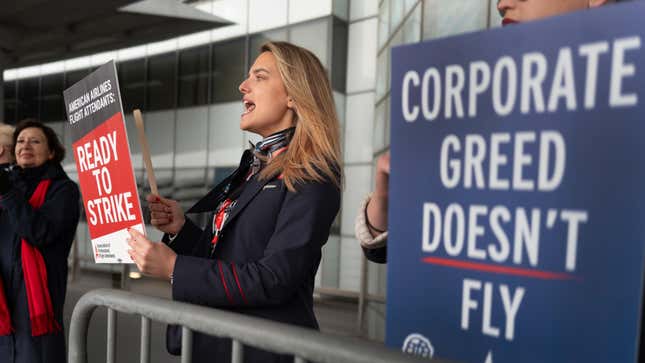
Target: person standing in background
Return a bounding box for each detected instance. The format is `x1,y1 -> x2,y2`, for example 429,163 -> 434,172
0,119 -> 80,363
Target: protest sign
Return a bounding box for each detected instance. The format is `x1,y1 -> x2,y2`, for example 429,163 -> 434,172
64,60 -> 143,263
388,3 -> 645,362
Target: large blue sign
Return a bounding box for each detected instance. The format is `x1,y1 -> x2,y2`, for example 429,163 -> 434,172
387,3 -> 645,363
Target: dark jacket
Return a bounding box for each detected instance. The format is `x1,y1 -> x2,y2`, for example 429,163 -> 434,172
166,150 -> 340,363
363,246 -> 387,264
0,162 -> 80,363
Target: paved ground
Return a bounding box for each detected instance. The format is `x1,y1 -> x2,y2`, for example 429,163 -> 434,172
63,270 -> 368,362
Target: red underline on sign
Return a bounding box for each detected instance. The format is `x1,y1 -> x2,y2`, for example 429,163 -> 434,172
421,256 -> 578,281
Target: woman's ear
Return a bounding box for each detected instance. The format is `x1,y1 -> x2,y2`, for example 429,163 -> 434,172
287,97 -> 295,109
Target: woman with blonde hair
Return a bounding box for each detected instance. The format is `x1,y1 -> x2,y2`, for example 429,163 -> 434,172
127,41 -> 342,363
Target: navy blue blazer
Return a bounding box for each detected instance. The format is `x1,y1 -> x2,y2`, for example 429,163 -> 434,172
165,151 -> 340,363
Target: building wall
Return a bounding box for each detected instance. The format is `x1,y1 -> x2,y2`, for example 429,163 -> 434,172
1,0 -> 504,343
1,0 -> 353,283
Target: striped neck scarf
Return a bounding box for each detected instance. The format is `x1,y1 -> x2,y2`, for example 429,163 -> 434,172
250,127 -> 295,176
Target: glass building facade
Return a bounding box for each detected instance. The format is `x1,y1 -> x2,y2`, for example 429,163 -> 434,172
1,0 -> 503,341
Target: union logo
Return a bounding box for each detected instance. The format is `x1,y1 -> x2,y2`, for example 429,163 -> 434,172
402,333 -> 434,359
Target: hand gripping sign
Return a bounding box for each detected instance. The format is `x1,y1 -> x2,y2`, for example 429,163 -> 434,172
64,60 -> 144,264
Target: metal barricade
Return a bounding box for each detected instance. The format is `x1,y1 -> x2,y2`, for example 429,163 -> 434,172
69,288 -> 448,363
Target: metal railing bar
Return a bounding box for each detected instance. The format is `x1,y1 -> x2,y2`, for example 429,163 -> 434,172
181,327 -> 193,363
107,308 -> 116,363
357,255 -> 369,334
140,316 -> 151,363
69,288 -> 445,363
232,339 -> 243,363
315,287 -> 386,304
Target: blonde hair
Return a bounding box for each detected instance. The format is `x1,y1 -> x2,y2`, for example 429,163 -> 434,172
258,42 -> 342,191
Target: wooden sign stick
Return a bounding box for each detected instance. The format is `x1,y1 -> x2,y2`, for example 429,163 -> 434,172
133,109 -> 159,195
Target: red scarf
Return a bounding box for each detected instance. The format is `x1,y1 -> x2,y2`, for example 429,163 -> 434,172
0,179 -> 60,336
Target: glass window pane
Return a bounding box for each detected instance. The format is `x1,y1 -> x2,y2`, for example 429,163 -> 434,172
339,236 -> 362,291
346,18 -> 378,93
117,59 -> 146,114
4,81 -> 17,124
375,49 -> 388,100
179,45 -> 210,107
62,116 -> 76,168
249,29 -> 287,63
145,110 -> 175,168
321,235 -> 340,288
405,0 -> 419,15
210,0 -> 248,42
423,0 -> 487,40
62,69 -> 89,127
40,73 -> 65,122
65,69 -> 90,89
289,0 -> 332,23
17,77 -> 40,120
402,3 -> 422,44
390,0 -> 405,32
208,102 -> 245,166
289,18 -> 330,69
378,0 -> 390,49
344,92 -> 374,163
341,165 -> 372,235
175,107 -> 208,167
47,121 -> 64,143
248,0 -> 288,33
147,52 -> 177,111
333,91 -> 345,133
332,0 -> 349,21
350,0 -> 378,20
212,37 -> 246,103
373,98 -> 388,152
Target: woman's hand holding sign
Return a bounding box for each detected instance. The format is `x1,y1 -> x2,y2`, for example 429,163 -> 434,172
127,228 -> 176,280
146,194 -> 185,235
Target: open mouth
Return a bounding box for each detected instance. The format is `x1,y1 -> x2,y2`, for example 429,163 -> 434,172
502,18 -> 518,26
243,100 -> 256,115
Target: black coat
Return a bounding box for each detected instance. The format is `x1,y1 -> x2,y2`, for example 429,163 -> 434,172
0,162 -> 80,363
363,246 -> 387,264
166,151 -> 340,363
